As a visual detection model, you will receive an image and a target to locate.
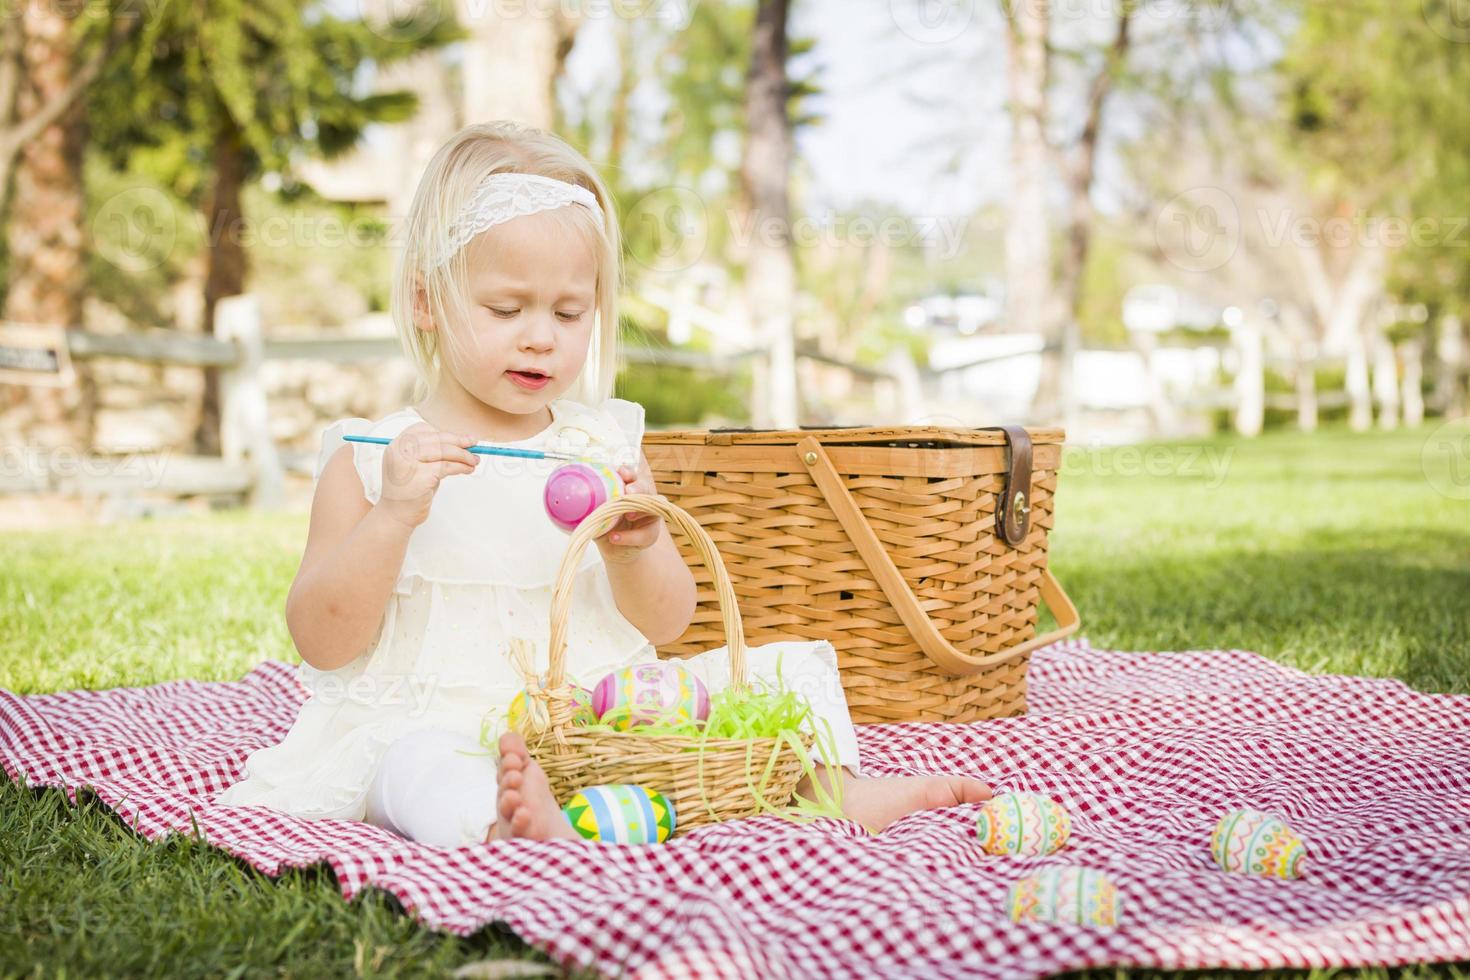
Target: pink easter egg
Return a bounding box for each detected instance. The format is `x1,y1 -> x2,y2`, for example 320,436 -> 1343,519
592,662 -> 711,731
544,462 -> 625,536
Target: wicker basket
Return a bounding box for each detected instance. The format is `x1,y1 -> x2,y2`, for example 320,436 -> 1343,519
643,423 -> 1080,724
510,493 -> 820,836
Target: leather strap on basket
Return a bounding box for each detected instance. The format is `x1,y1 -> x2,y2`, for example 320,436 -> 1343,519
989,425 -> 1033,547
795,434 -> 1080,677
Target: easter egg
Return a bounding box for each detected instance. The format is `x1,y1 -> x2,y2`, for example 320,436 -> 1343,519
544,461 -> 626,536
561,784 -> 676,844
975,792 -> 1073,857
592,662 -> 711,731
507,684 -> 596,730
1210,808 -> 1306,878
1006,865 -> 1121,927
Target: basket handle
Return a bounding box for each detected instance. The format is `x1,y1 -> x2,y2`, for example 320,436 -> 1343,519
543,493 -> 750,693
795,435 -> 1080,677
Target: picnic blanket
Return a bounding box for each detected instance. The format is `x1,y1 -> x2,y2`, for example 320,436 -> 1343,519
3,638 -> 1468,978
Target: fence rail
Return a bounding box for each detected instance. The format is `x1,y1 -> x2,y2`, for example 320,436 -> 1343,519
5,296 -> 899,507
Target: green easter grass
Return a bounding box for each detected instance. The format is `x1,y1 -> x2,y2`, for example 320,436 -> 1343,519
3,424 -> 1468,977
482,665 -> 850,827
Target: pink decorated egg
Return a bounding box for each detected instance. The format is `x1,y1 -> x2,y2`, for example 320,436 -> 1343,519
544,461 -> 625,536
592,662 -> 711,731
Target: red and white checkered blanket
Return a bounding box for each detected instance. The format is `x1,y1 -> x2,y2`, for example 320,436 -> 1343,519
3,639 -> 1468,978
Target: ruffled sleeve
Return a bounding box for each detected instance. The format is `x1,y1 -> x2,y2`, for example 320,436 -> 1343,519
602,397 -> 646,454
314,411 -> 419,505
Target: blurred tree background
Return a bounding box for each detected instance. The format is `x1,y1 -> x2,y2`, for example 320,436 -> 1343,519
0,0 -> 1465,443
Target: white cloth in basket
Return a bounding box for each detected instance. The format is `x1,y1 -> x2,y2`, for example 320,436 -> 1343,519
213,394 -> 862,838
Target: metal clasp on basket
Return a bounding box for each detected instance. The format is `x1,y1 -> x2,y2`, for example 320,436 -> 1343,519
1012,490 -> 1030,519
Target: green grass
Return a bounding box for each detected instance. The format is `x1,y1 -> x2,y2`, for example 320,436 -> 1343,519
3,424 -> 1468,978
1047,425 -> 1470,695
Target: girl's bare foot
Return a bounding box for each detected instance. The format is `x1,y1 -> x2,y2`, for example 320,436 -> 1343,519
486,731 -> 581,842
796,765 -> 992,835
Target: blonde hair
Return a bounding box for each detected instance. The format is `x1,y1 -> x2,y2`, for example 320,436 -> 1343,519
391,121 -> 622,406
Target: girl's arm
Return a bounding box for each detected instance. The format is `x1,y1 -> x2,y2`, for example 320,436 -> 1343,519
285,446 -> 415,672
286,427 -> 480,671
596,450 -> 698,647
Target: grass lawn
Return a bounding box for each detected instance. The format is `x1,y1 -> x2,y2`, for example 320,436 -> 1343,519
2,423 -> 1467,977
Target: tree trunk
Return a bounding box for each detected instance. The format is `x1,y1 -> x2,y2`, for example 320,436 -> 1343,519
1401,339 -> 1424,427
1434,314 -> 1465,419
1295,356 -> 1318,432
1371,334 -> 1399,430
1295,232 -> 1386,432
608,17 -> 636,171
740,0 -> 798,428
458,0 -> 580,129
195,116 -> 248,456
1040,8 -> 1132,429
1003,0 -> 1055,420
2,3 -> 90,450
1280,305 -> 1318,432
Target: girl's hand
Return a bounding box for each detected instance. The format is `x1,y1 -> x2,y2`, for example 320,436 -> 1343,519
376,423 -> 480,530
596,451 -> 663,564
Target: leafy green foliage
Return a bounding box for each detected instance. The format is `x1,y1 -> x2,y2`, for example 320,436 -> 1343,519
1280,0 -> 1470,319
87,0 -> 463,204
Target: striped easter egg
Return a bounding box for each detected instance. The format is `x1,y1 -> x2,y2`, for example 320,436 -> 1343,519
506,684 -> 596,731
591,662 -> 711,731
561,784 -> 677,844
1005,865 -> 1121,927
975,792 -> 1072,857
1209,808 -> 1306,878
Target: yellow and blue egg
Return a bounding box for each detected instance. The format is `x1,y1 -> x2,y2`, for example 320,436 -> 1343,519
561,784 -> 677,844
506,683 -> 597,731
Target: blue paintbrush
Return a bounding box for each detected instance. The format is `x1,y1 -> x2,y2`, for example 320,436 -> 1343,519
342,434 -> 587,462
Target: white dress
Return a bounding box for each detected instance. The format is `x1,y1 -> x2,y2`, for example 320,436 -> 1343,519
214,395 -> 862,829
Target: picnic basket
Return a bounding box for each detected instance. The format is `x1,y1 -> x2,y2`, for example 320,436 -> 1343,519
509,493 -> 820,836
642,423 -> 1080,724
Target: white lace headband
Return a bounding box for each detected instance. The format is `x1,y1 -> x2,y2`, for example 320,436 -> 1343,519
424,172 -> 605,272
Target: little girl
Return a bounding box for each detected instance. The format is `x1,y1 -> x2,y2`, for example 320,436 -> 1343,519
214,121 -> 990,846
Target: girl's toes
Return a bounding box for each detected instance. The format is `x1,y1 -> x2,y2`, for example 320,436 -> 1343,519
499,787 -> 522,823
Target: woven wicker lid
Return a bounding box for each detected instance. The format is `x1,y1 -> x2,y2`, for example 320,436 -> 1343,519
647,424 -> 1066,447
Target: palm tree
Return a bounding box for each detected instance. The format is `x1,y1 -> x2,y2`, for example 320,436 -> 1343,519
89,0 -> 461,454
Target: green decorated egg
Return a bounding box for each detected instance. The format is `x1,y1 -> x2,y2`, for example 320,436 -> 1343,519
1006,865 -> 1121,927
1210,808 -> 1306,878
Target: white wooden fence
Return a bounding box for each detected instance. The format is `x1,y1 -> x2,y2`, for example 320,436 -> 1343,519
2,294 -> 901,509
